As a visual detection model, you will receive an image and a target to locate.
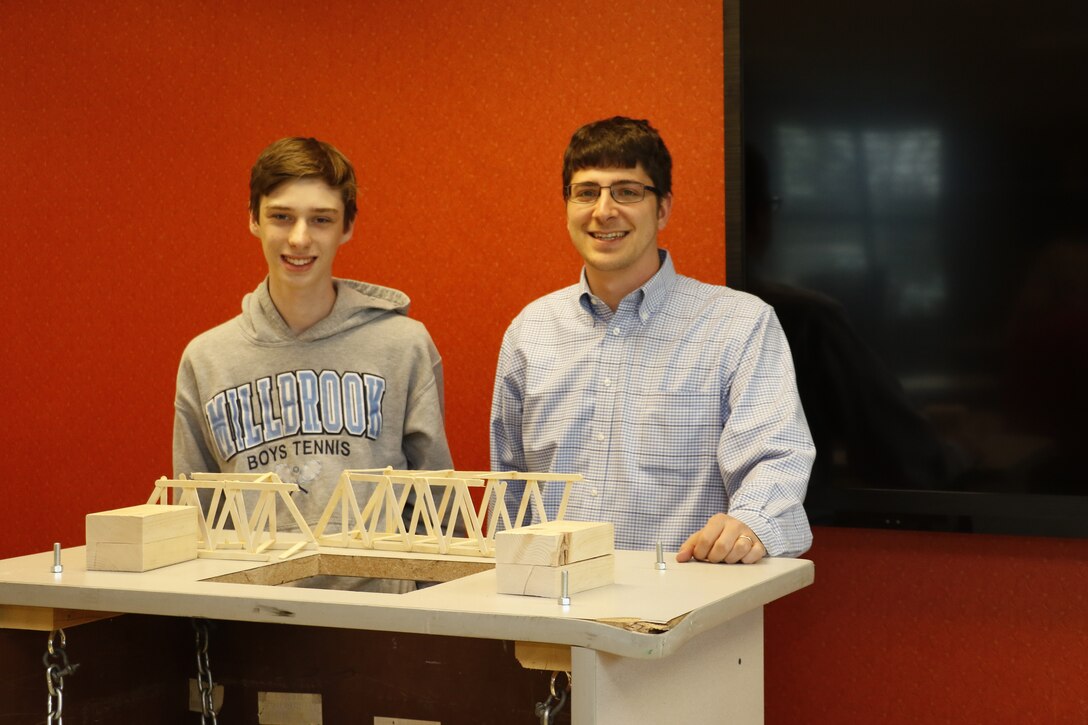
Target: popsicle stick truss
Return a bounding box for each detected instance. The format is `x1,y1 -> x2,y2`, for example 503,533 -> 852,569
312,469 -> 584,558
148,472 -> 317,562
148,469 -> 583,561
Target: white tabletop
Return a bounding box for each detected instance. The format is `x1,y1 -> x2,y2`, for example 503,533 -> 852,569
0,545 -> 813,659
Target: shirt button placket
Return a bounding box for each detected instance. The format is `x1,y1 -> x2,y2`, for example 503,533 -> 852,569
590,322 -> 626,519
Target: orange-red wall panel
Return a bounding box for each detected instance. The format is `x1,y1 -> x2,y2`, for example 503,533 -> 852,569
0,0 -> 725,556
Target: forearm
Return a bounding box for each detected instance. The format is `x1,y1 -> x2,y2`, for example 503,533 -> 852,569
719,310 -> 815,557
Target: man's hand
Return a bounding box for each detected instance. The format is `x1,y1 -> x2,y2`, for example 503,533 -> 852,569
676,513 -> 766,564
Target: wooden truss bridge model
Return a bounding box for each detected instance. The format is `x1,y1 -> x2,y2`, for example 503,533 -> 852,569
148,468 -> 584,562
148,472 -> 317,562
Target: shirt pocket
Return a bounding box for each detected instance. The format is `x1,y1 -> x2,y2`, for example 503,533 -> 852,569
633,391 -> 721,483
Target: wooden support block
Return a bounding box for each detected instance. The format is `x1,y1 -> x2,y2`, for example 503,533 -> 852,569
515,641 -> 572,672
86,504 -> 198,572
257,691 -> 322,724
494,520 -> 614,566
496,553 -> 615,597
0,605 -> 120,631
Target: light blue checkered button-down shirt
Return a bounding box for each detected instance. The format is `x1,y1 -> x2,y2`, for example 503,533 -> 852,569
490,250 -> 814,557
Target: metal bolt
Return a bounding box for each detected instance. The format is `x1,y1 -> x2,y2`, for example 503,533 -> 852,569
51,543 -> 63,574
558,569 -> 571,606
655,542 -> 666,571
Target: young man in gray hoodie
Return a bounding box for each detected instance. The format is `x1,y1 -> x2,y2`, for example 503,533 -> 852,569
172,137 -> 453,556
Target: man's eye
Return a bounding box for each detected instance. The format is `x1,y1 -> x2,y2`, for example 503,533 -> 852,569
314,217 -> 333,225
573,186 -> 599,201
270,213 -> 292,222
615,185 -> 641,200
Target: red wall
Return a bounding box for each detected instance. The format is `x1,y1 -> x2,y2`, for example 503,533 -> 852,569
2,2 -> 1085,722
0,0 -> 725,553
768,528 -> 1088,722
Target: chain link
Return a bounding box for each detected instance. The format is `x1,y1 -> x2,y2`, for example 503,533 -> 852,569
192,619 -> 218,724
534,670 -> 571,724
43,629 -> 79,724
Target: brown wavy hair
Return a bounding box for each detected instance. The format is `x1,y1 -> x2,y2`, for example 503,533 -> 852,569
249,137 -> 358,230
562,117 -> 672,201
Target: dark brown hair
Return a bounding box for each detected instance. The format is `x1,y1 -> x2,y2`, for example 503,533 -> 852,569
249,137 -> 357,230
562,117 -> 672,198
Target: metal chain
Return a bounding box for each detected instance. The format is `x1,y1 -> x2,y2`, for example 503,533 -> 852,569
192,619 -> 218,724
534,670 -> 571,724
43,629 -> 79,724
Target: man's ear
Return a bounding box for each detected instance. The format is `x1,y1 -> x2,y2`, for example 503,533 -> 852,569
340,221 -> 354,246
249,212 -> 261,238
657,192 -> 674,230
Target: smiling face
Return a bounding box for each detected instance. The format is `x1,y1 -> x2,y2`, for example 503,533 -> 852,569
566,164 -> 672,303
249,177 -> 353,303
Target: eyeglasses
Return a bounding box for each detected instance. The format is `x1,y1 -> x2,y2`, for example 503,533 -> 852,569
564,182 -> 660,204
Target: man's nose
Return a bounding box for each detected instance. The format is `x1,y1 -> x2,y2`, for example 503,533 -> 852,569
592,189 -> 619,220
288,220 -> 310,246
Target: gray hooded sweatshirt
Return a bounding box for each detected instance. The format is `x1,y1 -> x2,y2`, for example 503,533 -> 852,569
172,278 -> 454,530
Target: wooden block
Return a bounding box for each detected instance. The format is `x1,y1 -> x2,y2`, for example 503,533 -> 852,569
496,553 -> 615,598
257,691 -> 322,724
0,605 -> 120,631
514,641 -> 572,672
86,504 -> 198,572
494,520 -> 614,566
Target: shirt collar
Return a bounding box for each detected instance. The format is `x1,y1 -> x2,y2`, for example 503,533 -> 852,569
577,249 -> 676,320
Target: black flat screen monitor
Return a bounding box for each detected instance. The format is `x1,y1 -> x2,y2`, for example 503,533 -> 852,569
728,1 -> 1088,537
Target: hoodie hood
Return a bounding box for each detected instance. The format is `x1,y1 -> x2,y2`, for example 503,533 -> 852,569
239,278 -> 410,344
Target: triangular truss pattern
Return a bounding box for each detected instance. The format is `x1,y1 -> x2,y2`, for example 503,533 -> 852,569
146,469 -> 583,562
148,473 -> 317,562
311,469 -> 585,558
